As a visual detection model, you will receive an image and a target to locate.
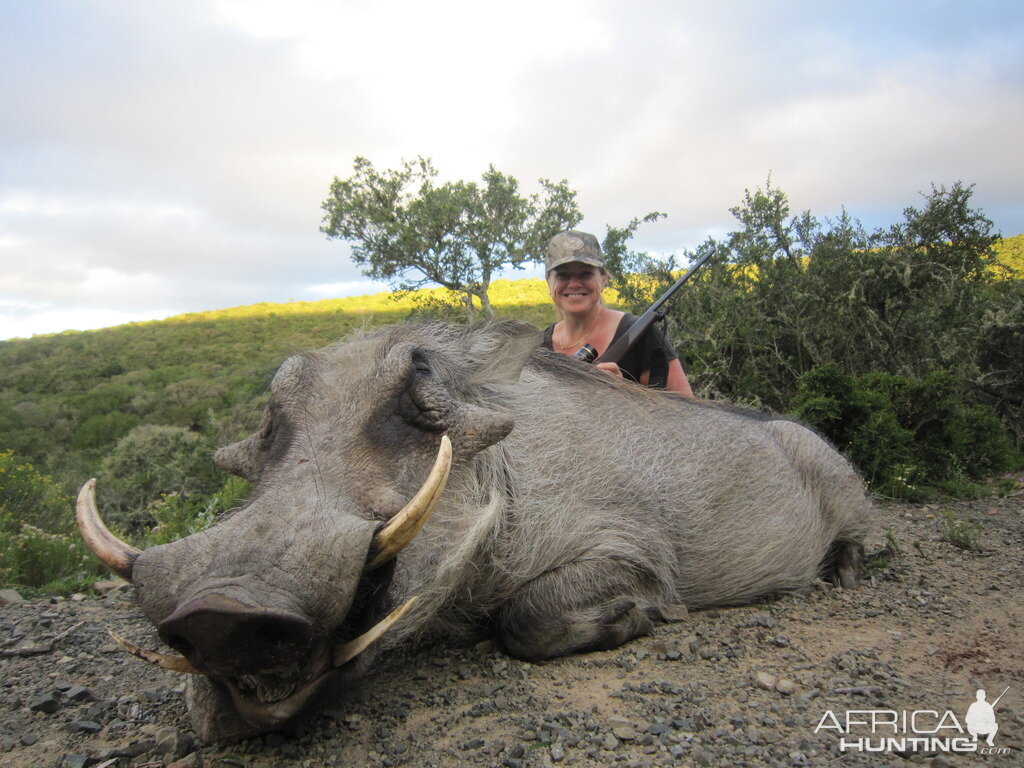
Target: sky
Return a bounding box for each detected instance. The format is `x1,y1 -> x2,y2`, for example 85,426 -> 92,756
2,0 -> 1022,340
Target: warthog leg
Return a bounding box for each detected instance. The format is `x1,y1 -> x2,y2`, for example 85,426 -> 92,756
823,540 -> 864,589
497,559 -> 677,661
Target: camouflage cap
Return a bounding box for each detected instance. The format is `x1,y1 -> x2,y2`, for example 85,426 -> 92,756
545,231 -> 605,274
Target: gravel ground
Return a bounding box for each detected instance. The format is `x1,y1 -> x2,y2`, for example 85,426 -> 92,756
2,488 -> 1023,768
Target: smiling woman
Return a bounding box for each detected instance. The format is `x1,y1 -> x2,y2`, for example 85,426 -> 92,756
540,231 -> 694,395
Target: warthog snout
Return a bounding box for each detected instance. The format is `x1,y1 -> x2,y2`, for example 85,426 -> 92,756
158,594 -> 314,672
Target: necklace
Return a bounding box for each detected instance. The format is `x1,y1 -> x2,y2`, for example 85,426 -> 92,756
555,309 -> 604,350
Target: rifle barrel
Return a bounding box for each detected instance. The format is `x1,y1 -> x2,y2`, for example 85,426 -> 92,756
991,686 -> 1010,708
646,247 -> 716,316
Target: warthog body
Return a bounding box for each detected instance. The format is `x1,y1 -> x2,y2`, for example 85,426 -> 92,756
88,321 -> 871,741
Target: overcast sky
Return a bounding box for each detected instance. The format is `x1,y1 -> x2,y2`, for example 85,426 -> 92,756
2,1 -> 1022,340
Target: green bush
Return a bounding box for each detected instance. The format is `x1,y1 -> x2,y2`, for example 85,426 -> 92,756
0,451 -> 103,590
940,508 -> 983,551
794,366 -> 1017,499
142,475 -> 250,547
98,424 -> 224,532
72,411 -> 140,450
0,448 -> 74,531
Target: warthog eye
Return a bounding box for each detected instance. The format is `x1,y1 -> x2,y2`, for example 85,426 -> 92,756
413,351 -> 432,376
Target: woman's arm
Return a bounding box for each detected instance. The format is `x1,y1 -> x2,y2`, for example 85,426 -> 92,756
639,358 -> 693,396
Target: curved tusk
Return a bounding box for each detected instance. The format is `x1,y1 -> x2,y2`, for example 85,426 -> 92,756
365,435 -> 451,572
332,596 -> 418,668
76,478 -> 141,582
109,630 -> 202,675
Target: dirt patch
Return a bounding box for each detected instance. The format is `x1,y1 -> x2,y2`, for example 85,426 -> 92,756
2,492 -> 1023,767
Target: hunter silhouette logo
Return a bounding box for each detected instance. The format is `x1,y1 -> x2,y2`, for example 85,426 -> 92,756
814,686 -> 1011,755
966,687 -> 1007,747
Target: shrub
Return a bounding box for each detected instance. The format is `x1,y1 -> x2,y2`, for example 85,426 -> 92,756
940,509 -> 983,551
0,448 -> 74,531
72,411 -> 140,450
0,451 -> 103,590
143,476 -> 249,546
793,366 -> 1016,498
98,424 -> 224,532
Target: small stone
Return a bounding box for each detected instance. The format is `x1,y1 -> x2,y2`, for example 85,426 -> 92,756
612,726 -> 637,741
0,588 -> 23,605
698,646 -> 717,660
550,743 -> 565,762
756,614 -> 777,628
66,686 -> 97,702
647,722 -> 669,735
20,734 -> 39,746
280,742 -> 299,757
29,692 -> 61,713
502,759 -> 523,768
775,678 -> 797,695
153,727 -> 195,759
93,579 -> 128,594
669,744 -> 686,759
692,746 -> 715,766
68,720 -> 103,733
70,593 -> 87,602
62,757 -> 90,768
754,672 -> 777,691
603,733 -> 619,750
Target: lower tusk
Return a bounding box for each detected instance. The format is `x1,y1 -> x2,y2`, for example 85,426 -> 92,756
109,630 -> 202,675
332,596 -> 418,668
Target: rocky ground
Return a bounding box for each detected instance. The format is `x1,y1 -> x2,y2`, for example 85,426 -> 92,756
2,488 -> 1023,768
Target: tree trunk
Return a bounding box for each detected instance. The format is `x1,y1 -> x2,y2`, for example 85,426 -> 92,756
462,291 -> 478,322
478,285 -> 494,319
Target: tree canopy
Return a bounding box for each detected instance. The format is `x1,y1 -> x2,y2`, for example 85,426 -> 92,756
321,156 -> 582,318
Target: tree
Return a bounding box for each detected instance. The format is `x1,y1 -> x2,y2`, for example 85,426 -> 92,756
321,157 -> 582,319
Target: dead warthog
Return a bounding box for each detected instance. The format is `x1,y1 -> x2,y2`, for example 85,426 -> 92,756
78,320 -> 871,741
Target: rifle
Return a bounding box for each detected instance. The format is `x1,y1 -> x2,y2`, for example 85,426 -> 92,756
576,244 -> 716,365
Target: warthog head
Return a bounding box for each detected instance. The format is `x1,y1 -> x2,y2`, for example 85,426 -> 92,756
76,321 -> 540,738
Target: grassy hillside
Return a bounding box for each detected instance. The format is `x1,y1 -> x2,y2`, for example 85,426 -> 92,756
994,233 -> 1024,276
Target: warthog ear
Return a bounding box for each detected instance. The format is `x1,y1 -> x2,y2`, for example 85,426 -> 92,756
400,350 -> 515,457
213,434 -> 262,480
464,320 -> 541,386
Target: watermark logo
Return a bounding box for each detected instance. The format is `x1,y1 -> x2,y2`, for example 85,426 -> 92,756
814,687 -> 1011,755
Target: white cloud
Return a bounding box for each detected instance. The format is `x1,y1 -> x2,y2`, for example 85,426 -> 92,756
1,0 -> 1022,340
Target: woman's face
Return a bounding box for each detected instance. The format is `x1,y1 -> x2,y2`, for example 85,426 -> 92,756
548,263 -> 606,315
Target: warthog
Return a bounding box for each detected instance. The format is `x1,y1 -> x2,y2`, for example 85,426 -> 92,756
78,320 -> 871,742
